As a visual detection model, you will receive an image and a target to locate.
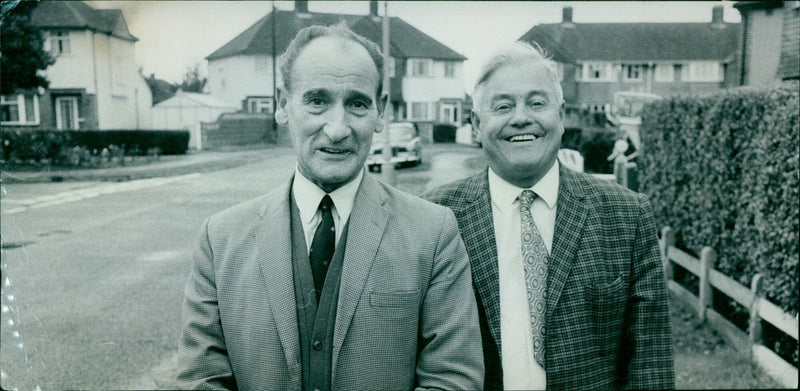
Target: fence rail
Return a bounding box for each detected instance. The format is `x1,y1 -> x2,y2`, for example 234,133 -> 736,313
659,226 -> 798,388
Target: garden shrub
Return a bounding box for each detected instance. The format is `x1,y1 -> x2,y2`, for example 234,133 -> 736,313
432,123 -> 456,143
1,129 -> 189,166
639,81 -> 798,315
579,127 -> 618,174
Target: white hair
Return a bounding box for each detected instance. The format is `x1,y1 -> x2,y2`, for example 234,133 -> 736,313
472,41 -> 563,110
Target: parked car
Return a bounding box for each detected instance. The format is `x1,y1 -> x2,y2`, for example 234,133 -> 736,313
366,122 -> 422,171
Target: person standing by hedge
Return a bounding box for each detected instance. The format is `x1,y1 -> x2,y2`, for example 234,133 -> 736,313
425,41 -> 674,390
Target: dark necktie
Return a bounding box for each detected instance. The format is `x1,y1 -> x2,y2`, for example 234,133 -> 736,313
309,195 -> 335,301
519,190 -> 548,368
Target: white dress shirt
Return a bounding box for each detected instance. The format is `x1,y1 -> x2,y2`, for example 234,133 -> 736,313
488,161 -> 559,390
292,168 -> 363,251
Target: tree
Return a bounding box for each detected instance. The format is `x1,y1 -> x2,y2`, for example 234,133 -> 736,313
179,63 -> 207,93
1,0 -> 55,95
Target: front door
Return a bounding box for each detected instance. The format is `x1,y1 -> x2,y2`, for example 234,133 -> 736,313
55,97 -> 79,130
440,102 -> 459,125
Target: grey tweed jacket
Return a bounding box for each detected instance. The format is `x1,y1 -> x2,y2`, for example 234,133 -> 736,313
424,166 -> 674,390
177,173 -> 484,390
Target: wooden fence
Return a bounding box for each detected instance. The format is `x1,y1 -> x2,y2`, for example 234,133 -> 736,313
659,226 -> 798,388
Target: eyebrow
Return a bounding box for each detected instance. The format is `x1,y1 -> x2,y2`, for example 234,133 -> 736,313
489,90 -> 550,103
302,89 -> 331,101
345,90 -> 374,105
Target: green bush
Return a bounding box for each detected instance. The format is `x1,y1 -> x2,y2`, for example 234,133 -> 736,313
579,127 -> 618,174
639,81 -> 799,315
432,123 -> 456,143
1,129 -> 189,166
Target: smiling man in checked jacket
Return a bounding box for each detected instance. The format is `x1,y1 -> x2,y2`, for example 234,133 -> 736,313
425,41 -> 674,390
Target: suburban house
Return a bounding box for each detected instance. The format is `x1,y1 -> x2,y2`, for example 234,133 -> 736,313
205,0 -> 467,128
518,6 -> 740,115
2,1 -> 152,131
734,1 -> 800,86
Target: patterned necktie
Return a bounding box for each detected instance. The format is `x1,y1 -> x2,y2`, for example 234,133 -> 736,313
309,195 -> 335,301
519,189 -> 548,368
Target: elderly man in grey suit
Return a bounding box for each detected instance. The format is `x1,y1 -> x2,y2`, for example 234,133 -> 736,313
425,41 -> 674,390
177,24 -> 483,390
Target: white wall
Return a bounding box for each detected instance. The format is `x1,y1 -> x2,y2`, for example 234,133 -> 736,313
746,10 -> 784,86
207,54 -> 278,108
402,61 -> 464,102
45,30 -> 96,93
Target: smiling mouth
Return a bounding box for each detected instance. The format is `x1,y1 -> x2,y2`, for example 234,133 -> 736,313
506,134 -> 539,142
319,147 -> 352,155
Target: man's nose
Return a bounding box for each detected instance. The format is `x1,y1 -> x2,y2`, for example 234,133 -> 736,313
323,104 -> 349,142
509,102 -> 531,127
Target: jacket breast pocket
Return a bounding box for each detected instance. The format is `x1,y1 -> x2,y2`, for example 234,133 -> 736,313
369,289 -> 420,318
584,274 -> 627,356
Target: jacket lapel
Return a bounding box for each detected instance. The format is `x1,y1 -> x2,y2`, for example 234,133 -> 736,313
453,172 -> 503,353
546,167 -> 588,319
256,177 -> 302,389
332,173 -> 388,377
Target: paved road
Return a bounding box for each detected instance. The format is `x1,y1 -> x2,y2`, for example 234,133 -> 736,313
0,145 -> 481,390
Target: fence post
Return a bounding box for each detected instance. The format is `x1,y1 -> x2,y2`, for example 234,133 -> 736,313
614,155 -> 628,188
749,273 -> 764,349
660,227 -> 674,281
698,246 -> 716,323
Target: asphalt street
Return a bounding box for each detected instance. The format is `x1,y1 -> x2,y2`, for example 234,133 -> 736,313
0,144 -> 482,390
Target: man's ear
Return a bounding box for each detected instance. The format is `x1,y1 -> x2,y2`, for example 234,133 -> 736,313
275,87 -> 289,126
375,91 -> 389,133
470,110 -> 481,138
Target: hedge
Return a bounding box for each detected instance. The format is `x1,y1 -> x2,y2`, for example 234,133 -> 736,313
432,123 -> 456,143
639,81 -> 799,315
1,129 -> 189,165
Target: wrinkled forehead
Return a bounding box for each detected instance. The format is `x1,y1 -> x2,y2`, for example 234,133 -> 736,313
290,36 -> 380,95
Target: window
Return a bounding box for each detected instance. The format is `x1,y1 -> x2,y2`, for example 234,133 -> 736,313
55,97 -> 79,130
654,63 -> 675,82
408,59 -> 433,77
623,64 -> 643,82
581,62 -> 615,82
247,97 -> 273,114
47,31 -> 71,55
1,94 -> 40,125
408,102 -> 432,120
444,62 -> 456,78
682,61 -> 723,82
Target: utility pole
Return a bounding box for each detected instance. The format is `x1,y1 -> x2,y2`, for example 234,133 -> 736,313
380,0 -> 395,185
271,0 -> 277,132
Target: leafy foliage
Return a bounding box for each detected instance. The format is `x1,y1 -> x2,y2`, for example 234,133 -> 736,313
1,0 -> 55,94
639,81 -> 799,315
179,63 -> 207,93
1,129 -> 190,166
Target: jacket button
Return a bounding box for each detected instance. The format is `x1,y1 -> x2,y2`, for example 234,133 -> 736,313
312,340 -> 323,351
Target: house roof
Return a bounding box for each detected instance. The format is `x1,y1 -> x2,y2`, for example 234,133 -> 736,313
154,91 -> 239,109
30,1 -> 138,42
206,9 -> 465,61
145,76 -> 177,106
520,22 -> 739,63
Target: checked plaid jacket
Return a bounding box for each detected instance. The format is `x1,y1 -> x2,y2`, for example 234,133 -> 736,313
424,165 -> 674,390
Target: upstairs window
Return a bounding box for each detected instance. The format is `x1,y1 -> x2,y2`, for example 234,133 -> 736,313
682,61 -> 723,82
444,62 -> 456,78
408,59 -> 433,77
47,31 -> 71,55
386,57 -> 396,78
654,63 -> 675,82
247,97 -> 273,114
581,62 -> 615,82
1,94 -> 40,125
623,64 -> 643,82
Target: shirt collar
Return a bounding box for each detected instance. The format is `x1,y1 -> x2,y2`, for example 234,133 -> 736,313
292,167 -> 363,225
488,160 -> 559,213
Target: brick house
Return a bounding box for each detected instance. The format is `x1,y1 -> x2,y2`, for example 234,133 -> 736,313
519,6 -> 740,116
734,1 -> 800,85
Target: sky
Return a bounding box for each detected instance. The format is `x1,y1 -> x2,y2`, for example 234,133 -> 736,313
92,1 -> 742,92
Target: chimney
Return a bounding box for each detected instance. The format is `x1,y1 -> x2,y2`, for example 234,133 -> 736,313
370,0 -> 378,17
562,7 -> 573,24
711,5 -> 723,24
295,0 -> 308,13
